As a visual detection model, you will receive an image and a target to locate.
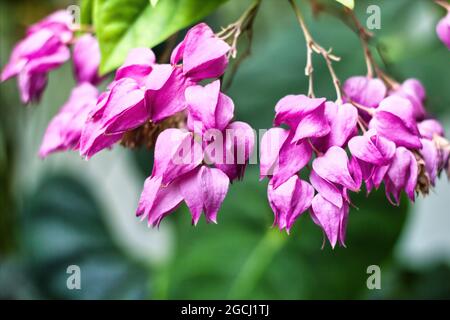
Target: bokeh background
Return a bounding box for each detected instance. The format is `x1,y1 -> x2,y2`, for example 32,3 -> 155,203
1,0 -> 450,299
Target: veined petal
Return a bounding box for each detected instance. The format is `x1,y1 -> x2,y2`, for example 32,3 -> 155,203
146,66 -> 193,122
274,94 -> 326,127
152,128 -> 203,185
173,23 -> 230,81
260,128 -> 290,178
311,194 -> 349,248
271,133 -> 312,189
343,76 -> 386,108
268,175 -> 314,233
115,47 -> 156,86
312,146 -> 360,191
73,34 -> 101,85
310,169 -> 343,208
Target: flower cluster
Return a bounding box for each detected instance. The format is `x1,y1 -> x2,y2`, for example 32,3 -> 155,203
137,80 -> 255,226
32,20 -> 255,225
0,11 -> 101,103
261,76 -> 449,247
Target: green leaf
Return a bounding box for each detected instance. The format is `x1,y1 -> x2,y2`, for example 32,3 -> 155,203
80,0 -> 94,25
94,0 -> 228,75
335,0 -> 354,10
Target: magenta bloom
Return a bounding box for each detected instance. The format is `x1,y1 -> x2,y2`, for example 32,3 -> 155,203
260,128 -> 312,188
348,129 -> 396,189
268,175 -> 314,233
369,96 -> 422,149
437,12 -> 450,50
171,23 -> 230,81
274,95 -> 330,143
311,194 -> 349,248
79,77 -> 147,158
343,76 -> 387,108
390,79 -> 426,120
80,23 -> 231,158
383,147 -> 418,205
137,80 -> 254,226
313,101 -> 358,151
1,10 -> 73,103
39,83 -> 98,157
312,146 -> 362,193
73,34 -> 102,85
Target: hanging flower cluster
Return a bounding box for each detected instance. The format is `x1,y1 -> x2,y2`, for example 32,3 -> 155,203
0,11 -> 101,103
261,75 -> 449,248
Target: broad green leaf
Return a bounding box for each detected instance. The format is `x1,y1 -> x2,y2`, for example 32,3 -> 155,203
94,0 -> 228,75
335,0 -> 354,10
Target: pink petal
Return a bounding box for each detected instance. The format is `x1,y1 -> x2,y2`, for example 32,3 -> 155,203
39,83 -> 98,157
418,119 -> 445,140
420,139 -> 439,185
292,103 -> 330,143
370,111 -> 422,149
321,102 -> 358,149
310,169 -> 343,208
437,13 -> 450,50
152,128 -> 203,185
343,76 -> 386,108
174,23 -> 230,81
137,176 -> 184,227
274,94 -> 326,127
185,80 -> 234,133
260,128 -> 290,178
115,48 -> 155,86
348,129 -> 396,166
214,121 -> 255,181
268,175 -> 314,233
146,66 -> 193,122
73,34 -> 101,85
312,146 -> 360,191
201,166 -> 230,223
311,194 -> 349,248
271,133 -> 312,189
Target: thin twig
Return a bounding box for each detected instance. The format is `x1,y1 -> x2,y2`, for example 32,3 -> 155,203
289,0 -> 343,103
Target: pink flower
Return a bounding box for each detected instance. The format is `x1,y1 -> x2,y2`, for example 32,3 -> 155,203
39,83 -> 98,157
310,194 -> 349,248
437,12 -> 450,50
268,175 -> 314,233
274,95 -> 330,143
389,79 -> 426,120
369,96 -> 422,149
73,34 -> 102,85
79,77 -> 147,158
384,147 -> 418,205
1,10 -> 73,103
348,129 -> 396,189
260,128 -> 312,188
137,80 -> 254,226
312,146 -> 362,193
313,101 -> 358,152
343,76 -> 386,108
171,23 -> 231,81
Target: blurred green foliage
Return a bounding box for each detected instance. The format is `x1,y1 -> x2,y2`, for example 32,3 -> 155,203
1,0 -> 450,299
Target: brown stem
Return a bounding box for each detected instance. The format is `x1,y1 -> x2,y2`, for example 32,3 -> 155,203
289,0 -> 343,103
435,0 -> 450,11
